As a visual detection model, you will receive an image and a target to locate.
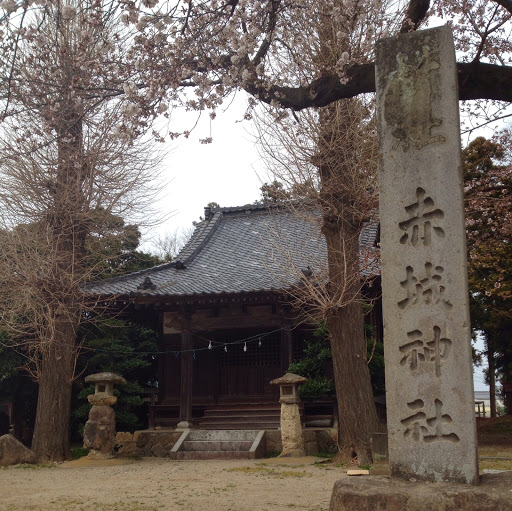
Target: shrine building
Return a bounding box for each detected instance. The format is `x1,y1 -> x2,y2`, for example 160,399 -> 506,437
87,203 -> 381,429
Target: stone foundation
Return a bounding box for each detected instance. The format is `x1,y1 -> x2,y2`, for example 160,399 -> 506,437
115,430 -> 182,457
116,428 -> 337,458
83,405 -> 116,459
330,472 -> 512,511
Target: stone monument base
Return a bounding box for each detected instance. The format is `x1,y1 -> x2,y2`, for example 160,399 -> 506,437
330,472 -> 512,511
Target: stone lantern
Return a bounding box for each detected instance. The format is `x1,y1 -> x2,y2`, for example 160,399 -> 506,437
85,372 -> 126,406
83,372 -> 126,459
270,372 -> 307,457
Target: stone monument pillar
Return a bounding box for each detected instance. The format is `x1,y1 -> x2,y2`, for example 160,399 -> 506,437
375,26 -> 478,484
270,373 -> 307,457
83,372 -> 126,460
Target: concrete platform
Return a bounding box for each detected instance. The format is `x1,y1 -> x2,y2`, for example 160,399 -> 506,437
330,472 -> 512,511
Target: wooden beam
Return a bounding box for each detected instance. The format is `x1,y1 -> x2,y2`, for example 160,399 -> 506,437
179,328 -> 193,426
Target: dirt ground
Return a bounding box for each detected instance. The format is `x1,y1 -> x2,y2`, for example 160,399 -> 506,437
2,417 -> 510,511
0,456 -> 348,511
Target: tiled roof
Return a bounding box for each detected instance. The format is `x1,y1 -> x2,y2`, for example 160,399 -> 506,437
87,204 -> 379,299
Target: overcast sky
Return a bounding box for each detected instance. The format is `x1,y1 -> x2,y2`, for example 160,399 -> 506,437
148,93 -> 266,243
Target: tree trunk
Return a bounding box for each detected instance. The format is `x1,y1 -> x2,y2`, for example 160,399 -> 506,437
488,341 -> 497,418
31,111 -> 85,462
315,98 -> 380,464
323,217 -> 380,465
31,323 -> 76,462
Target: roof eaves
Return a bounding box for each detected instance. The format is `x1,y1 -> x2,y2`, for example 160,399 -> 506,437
86,259 -> 176,291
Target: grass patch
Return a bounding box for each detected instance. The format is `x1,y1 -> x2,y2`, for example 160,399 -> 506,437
13,463 -> 55,469
265,450 -> 281,458
225,466 -> 312,478
477,416 -> 512,447
478,446 -> 512,458
71,447 -> 89,460
312,451 -> 336,459
313,457 -> 348,469
479,458 -> 512,471
477,416 -> 512,435
257,461 -> 306,468
478,444 -> 512,471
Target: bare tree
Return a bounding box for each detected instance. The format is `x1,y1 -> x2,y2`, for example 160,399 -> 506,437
251,0 -> 383,463
0,1 -> 162,461
151,227 -> 194,262
256,96 -> 380,463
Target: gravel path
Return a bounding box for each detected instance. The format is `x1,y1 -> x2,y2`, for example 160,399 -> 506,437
0,456 -> 348,511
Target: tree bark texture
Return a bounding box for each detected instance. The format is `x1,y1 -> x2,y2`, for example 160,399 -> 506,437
488,342 -> 497,418
246,62 -> 512,111
317,100 -> 380,464
323,219 -> 380,465
31,112 -> 87,461
31,326 -> 76,461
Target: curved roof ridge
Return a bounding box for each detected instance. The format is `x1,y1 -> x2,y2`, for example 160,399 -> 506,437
174,210 -> 224,266
210,201 -> 314,215
211,203 -> 270,214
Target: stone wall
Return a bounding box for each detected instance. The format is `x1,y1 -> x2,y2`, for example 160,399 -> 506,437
115,430 -> 182,457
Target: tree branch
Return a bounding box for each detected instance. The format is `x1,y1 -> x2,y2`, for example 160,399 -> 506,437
245,63 -> 376,110
245,61 -> 512,110
458,62 -> 512,101
400,0 -> 430,33
491,0 -> 512,15
252,0 -> 281,66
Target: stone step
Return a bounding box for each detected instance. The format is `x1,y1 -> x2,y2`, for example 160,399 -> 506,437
216,398 -> 279,405
203,408 -> 280,416
186,429 -> 261,441
170,429 -> 265,460
174,450 -> 255,460
198,422 -> 279,430
181,440 -> 253,452
202,413 -> 280,420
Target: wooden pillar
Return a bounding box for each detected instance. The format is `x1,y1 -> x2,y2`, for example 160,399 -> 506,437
178,327 -> 193,428
280,324 -> 293,373
156,312 -> 165,405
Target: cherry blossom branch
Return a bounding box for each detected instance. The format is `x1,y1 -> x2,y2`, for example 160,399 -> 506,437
244,61 -> 512,110
400,0 -> 430,33
252,0 -> 280,65
491,0 -> 512,15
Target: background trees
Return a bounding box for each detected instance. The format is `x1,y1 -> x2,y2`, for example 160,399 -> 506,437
72,320 -> 159,438
255,99 -> 381,463
463,135 -> 512,416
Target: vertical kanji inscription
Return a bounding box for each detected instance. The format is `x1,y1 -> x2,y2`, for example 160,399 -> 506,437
377,26 -> 479,484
